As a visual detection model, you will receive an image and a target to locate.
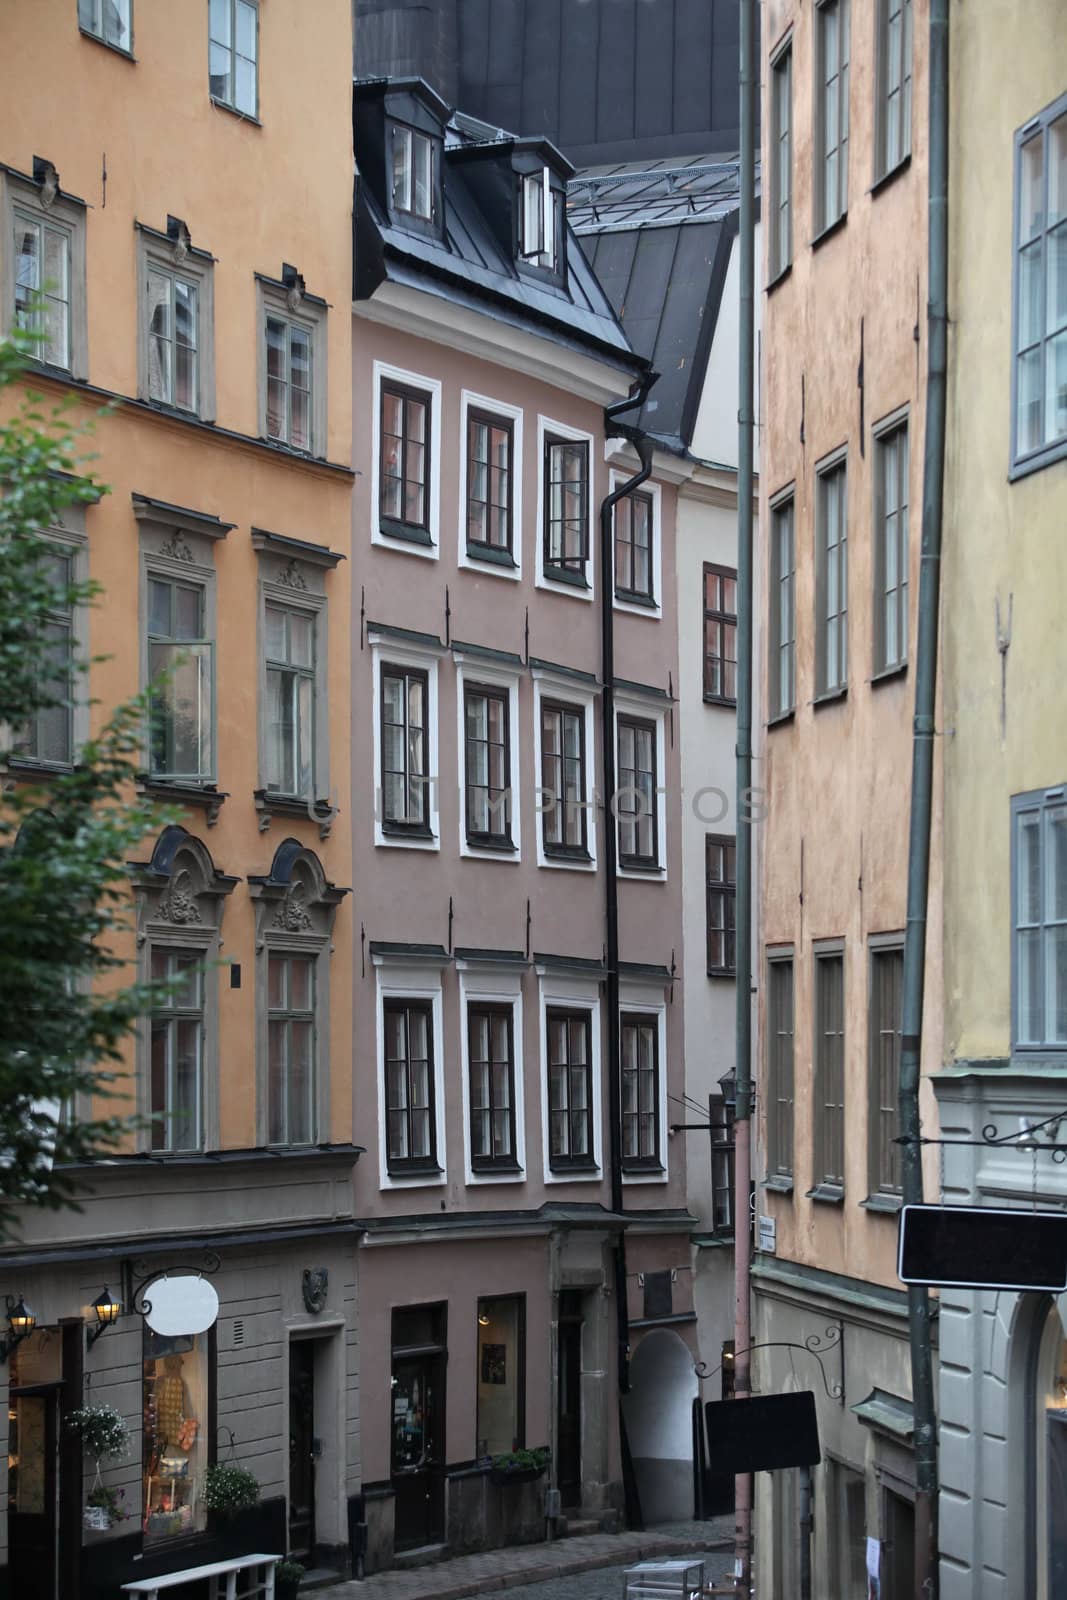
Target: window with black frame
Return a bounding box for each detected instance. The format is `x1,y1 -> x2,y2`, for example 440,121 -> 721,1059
464,684 -> 512,847
543,436 -> 589,582
540,700 -> 588,857
706,835 -> 737,976
468,1003 -> 518,1171
380,664 -> 430,835
380,381 -> 431,540
384,997 -> 437,1173
620,1013 -> 660,1170
710,1094 -> 736,1234
617,716 -> 657,868
467,410 -> 513,559
547,1007 -> 595,1170
614,489 -> 654,604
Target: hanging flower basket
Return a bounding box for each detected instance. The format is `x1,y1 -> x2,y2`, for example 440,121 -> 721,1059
83,1504 -> 110,1532
67,1404 -> 129,1461
488,1447 -> 550,1487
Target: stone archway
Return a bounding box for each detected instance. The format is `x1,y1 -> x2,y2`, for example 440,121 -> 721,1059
623,1328 -> 698,1524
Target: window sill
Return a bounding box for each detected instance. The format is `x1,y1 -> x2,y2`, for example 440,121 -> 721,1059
543,565 -> 590,591
870,153 -> 912,198
471,1160 -> 523,1177
1009,435 -> 1067,482
871,662 -> 908,687
385,1163 -> 444,1181
707,966 -> 737,980
766,708 -> 795,729
811,212 -> 848,251
466,543 -> 517,569
615,588 -> 657,610
862,1192 -> 903,1214
381,822 -> 436,843
142,396 -> 210,426
548,1161 -> 600,1177
4,754 -> 75,778
209,95 -> 262,128
79,26 -> 136,60
465,835 -> 517,855
806,1183 -> 845,1205
138,777 -> 228,826
704,693 -> 738,709
544,846 -> 593,866
812,686 -> 848,709
379,519 -> 435,548
762,1174 -> 794,1195
622,1162 -> 666,1177
254,789 -> 336,839
766,261 -> 793,295
261,434 -> 323,463
618,860 -> 666,877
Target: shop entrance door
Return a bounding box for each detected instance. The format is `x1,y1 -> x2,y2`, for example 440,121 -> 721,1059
391,1304 -> 446,1551
556,1290 -> 583,1509
8,1388 -> 58,1600
288,1340 -> 316,1563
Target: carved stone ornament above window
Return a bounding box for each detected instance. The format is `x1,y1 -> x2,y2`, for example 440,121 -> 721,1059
130,825 -> 237,944
248,837 -> 348,949
276,558 -> 308,591
158,534 -> 195,564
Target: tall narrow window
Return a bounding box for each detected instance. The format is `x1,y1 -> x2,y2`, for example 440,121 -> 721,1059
146,268 -> 198,413
209,0 -> 258,117
710,1094 -> 736,1233
265,603 -> 315,797
770,41 -> 793,277
815,459 -> 848,696
876,0 -> 912,178
769,496 -> 795,718
873,423 -> 909,673
814,950 -> 845,1189
815,0 -> 850,232
384,998 -> 437,1173
465,685 -> 511,846
1013,98 -> 1067,472
541,701 -> 588,856
1013,786 -> 1067,1052
468,1004 -> 517,1170
704,564 -> 738,703
78,0 -> 132,51
476,1297 -> 525,1456
265,314 -> 312,452
766,956 -> 795,1179
147,575 -> 213,782
13,209 -> 71,370
544,437 -> 589,580
617,716 -> 657,868
706,836 -> 737,976
392,126 -> 434,221
614,490 -> 654,603
620,1013 -> 660,1170
381,665 -> 430,833
150,949 -> 203,1152
380,382 -> 431,537
869,944 -> 903,1196
521,169 -> 561,270
17,544 -> 74,767
467,411 -> 513,556
547,1008 -> 594,1170
267,953 -> 315,1146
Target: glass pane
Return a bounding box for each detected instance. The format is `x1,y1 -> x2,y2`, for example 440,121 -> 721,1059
392,128 -> 412,211
1051,925 -> 1067,1045
235,0 -> 256,56
1018,345 -> 1043,455
1049,808 -> 1067,922
414,133 -> 432,218
264,603 -> 286,660
1019,927 -> 1042,1044
209,41 -> 231,103
174,1019 -> 200,1149
209,0 -> 231,44
289,956 -> 312,1011
1019,810 -> 1042,923
14,220 -> 39,324
266,317 -> 286,378
1020,134 -> 1044,244
268,1020 -> 286,1143
235,52 -> 256,115
268,953 -> 286,1009
1046,330 -> 1067,445
1019,239 -> 1044,348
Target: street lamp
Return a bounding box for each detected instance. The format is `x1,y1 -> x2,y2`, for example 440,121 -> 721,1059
87,1286 -> 122,1348
718,1070 -> 737,1112
0,1295 -> 37,1364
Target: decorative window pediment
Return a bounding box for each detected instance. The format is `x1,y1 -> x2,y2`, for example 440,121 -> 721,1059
249,838 -> 346,947
131,825 -> 237,940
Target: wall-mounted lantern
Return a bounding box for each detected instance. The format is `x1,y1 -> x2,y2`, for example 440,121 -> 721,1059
87,1286 -> 122,1348
0,1295 -> 37,1363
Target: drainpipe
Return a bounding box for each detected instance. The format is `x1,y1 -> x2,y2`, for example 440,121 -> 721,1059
599,369 -> 656,1518
734,0 -> 757,1591
898,0 -> 948,1595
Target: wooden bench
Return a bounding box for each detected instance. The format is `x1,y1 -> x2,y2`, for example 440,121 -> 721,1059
121,1552 -> 282,1599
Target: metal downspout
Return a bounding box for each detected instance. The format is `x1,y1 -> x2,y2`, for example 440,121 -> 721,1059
734,0 -> 757,1591
899,0 -> 948,1594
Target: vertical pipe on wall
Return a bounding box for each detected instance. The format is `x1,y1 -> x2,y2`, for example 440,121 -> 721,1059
899,0 -> 949,1595
734,0 -> 757,1590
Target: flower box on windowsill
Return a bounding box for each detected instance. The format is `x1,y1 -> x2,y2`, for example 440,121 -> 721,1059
488,1447 -> 550,1487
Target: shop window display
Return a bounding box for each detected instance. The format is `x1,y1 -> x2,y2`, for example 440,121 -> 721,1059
142,1329 -> 209,1539
476,1296 -> 525,1457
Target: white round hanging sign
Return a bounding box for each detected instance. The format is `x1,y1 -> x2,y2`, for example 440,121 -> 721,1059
144,1275 -> 219,1336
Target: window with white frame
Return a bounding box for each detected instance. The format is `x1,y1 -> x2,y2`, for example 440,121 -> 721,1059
543,435 -> 590,582
78,0 -> 131,51
704,564 -> 738,704
464,683 -> 512,848
381,664 -> 432,835
770,38 -> 793,277
521,168 -> 562,271
876,0 -> 912,180
380,379 -> 433,540
546,1006 -> 595,1171
620,1012 -> 661,1171
1013,785 -> 1067,1053
706,835 -> 737,976
815,457 -> 848,696
466,409 -> 514,558
617,715 -> 658,869
614,489 -> 655,603
769,493 -> 796,719
391,125 -> 435,221
540,700 -> 588,858
815,0 -> 850,233
209,0 -> 257,117
873,420 -> 909,673
467,1002 -> 518,1172
1013,95 -> 1067,474
5,167 -> 87,377
384,996 -> 438,1175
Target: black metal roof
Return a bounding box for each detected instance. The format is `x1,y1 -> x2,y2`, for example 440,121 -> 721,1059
573,155 -> 743,450
355,0 -> 742,167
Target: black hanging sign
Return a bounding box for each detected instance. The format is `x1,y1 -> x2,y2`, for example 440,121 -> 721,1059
705,1390 -> 821,1474
898,1203 -> 1067,1293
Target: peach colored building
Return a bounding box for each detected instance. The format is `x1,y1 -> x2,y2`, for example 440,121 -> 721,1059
0,3 -> 356,1594
752,1 -> 942,1595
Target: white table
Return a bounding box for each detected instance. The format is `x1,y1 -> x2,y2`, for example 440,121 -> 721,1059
121,1552 -> 282,1599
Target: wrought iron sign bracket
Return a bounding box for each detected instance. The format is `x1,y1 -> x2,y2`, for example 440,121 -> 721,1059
695,1320 -> 845,1406
123,1250 -> 222,1321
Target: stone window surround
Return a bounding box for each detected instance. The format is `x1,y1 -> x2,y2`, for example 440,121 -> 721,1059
1010,90 -> 1067,481
457,959 -> 528,1187
871,405 -> 910,680
457,387 -> 524,581
536,964 -> 603,1186
454,650 -> 523,864
371,359 -> 442,559
131,826 -> 237,1154
373,952 -> 448,1192
0,161 -> 89,379
135,219 -> 217,422
251,527 -> 342,837
618,982 -> 668,1187
248,838 -> 345,1150
610,468 -> 662,619
368,629 -> 444,852
256,270 -> 328,460
530,665 -> 599,873
535,413 -> 596,602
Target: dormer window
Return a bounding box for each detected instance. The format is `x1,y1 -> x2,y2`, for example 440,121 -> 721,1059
392,125 -> 435,221
521,168 -> 562,271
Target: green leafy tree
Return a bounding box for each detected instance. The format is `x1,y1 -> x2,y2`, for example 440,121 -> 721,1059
0,335 -> 164,1236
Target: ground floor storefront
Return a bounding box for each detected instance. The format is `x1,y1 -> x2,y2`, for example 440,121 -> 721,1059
751,1254 -> 919,1600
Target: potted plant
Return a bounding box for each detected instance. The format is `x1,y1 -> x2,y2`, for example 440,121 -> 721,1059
488,1446 -> 550,1487
275,1559 -> 305,1600
67,1404 -> 129,1461
83,1482 -> 128,1531
203,1462 -> 260,1519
